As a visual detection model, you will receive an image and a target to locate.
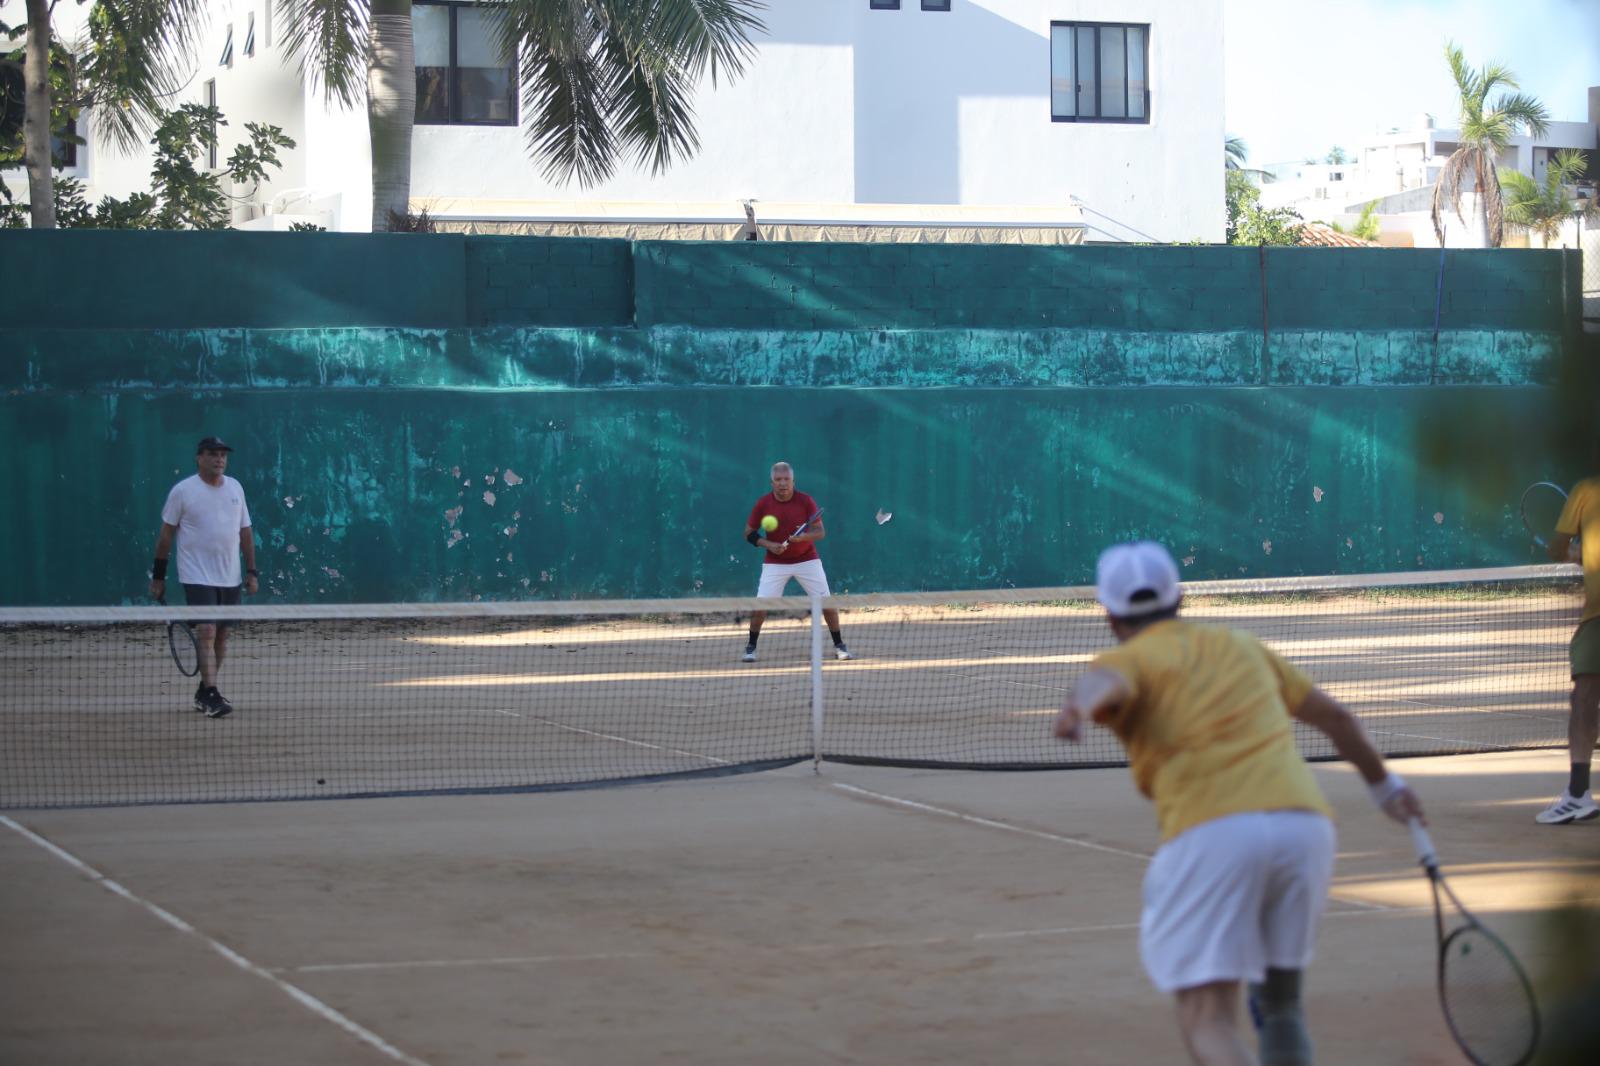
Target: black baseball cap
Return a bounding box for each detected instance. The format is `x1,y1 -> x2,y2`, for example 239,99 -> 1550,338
196,436 -> 233,453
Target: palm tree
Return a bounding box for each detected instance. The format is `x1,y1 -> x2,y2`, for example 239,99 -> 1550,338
279,0 -> 767,231
1225,135 -> 1247,171
1431,41 -> 1549,248
1502,149 -> 1597,247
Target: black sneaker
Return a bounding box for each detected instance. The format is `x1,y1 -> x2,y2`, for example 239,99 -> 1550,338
193,683 -> 207,712
203,687 -> 233,719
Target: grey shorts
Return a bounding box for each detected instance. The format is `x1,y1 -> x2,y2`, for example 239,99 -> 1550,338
182,583 -> 241,629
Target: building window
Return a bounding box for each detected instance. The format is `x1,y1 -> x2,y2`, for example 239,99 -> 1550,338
244,13 -> 256,57
204,80 -> 217,169
220,24 -> 234,68
1050,22 -> 1149,123
51,117 -> 78,167
413,1 -> 517,126
922,0 -> 951,9
869,1 -> 900,9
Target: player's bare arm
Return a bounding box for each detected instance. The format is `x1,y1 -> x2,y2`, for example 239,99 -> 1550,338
1055,668 -> 1131,741
241,527 -> 258,595
150,522 -> 178,598
1548,532 -> 1575,564
1292,688 -> 1425,823
744,523 -> 787,555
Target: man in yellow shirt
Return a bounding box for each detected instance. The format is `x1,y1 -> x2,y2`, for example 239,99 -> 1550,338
1540,476 -> 1600,824
1054,542 -> 1424,1066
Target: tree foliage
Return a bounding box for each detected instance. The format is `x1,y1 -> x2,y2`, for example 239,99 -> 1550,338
1,105 -> 295,229
1226,170 -> 1302,246
1502,149 -> 1596,246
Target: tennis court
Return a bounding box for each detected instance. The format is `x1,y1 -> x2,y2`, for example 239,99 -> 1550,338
4,749 -> 1598,1065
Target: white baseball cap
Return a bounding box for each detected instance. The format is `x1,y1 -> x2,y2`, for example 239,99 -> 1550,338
1095,541 -> 1182,618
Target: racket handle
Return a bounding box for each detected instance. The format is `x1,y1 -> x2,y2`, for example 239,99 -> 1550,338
1407,819 -> 1437,869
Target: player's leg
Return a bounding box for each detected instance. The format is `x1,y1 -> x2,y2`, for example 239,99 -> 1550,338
1174,982 -> 1255,1066
183,583 -> 222,711
745,566 -> 790,661
1539,619 -> 1600,823
1253,811 -> 1334,1066
204,585 -> 241,716
1141,813 -> 1271,1065
791,561 -> 852,660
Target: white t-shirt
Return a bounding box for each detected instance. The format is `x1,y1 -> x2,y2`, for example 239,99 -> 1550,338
161,474 -> 253,587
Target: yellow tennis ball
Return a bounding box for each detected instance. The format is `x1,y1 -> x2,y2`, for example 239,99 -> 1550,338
761,515 -> 779,533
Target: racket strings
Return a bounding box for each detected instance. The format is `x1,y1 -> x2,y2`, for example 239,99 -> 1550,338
1439,925 -> 1540,1066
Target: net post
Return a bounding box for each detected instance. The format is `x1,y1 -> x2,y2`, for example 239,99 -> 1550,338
810,595 -> 824,775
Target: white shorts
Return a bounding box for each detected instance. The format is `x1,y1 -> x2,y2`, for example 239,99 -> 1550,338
756,559 -> 832,598
1140,810 -> 1335,994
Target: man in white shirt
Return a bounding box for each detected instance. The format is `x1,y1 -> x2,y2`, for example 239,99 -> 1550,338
148,437 -> 258,718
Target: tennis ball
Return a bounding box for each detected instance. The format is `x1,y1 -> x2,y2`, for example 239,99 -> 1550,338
760,515 -> 778,533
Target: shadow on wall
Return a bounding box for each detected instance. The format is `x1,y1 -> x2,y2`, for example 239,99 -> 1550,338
766,2 -> 1045,205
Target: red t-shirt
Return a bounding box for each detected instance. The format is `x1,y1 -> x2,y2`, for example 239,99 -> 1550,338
747,491 -> 821,564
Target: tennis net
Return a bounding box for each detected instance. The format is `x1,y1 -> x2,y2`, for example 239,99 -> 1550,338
0,565 -> 1582,809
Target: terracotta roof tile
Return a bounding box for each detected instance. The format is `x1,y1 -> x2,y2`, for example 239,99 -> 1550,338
1296,222 -> 1379,247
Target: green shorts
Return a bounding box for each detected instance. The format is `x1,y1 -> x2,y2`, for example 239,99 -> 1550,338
1571,618 -> 1600,678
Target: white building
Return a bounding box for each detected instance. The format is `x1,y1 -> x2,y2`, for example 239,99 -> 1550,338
1255,96 -> 1599,248
4,0 -> 1227,242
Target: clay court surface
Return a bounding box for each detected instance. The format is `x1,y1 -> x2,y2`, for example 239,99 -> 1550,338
4,750 -> 1598,1065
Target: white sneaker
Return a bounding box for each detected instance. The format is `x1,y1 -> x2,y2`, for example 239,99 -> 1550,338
741,644 -> 757,663
1534,791 -> 1599,825
834,644 -> 854,661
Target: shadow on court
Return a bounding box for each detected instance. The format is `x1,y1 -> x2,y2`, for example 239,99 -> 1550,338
3,750 -> 1597,1066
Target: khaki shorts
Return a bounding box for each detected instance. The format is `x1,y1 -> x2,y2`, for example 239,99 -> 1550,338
1571,618 -> 1600,678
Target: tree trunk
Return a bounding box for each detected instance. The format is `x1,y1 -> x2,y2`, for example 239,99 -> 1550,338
368,0 -> 415,232
22,0 -> 55,229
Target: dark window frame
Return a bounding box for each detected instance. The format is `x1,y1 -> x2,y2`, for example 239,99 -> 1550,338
921,0 -> 951,10
869,1 -> 901,9
413,0 -> 519,127
244,13 -> 255,58
203,79 -> 217,170
52,116 -> 79,168
1049,21 -> 1150,125
219,23 -> 234,68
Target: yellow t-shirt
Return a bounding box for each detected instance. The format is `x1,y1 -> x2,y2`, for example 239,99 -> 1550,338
1556,477 -> 1600,625
1092,619 -> 1333,842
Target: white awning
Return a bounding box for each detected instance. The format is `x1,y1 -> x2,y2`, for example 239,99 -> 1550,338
421,199 -> 1087,245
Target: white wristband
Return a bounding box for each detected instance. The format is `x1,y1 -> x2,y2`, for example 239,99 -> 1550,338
1367,773 -> 1406,809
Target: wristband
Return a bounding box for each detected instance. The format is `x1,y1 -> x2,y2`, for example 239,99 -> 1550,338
1367,773 -> 1407,809
746,530 -> 761,547
246,568 -> 259,577
152,558 -> 168,580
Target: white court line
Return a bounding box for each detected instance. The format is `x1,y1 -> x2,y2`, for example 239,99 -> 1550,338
0,816 -> 431,1066
285,950 -> 652,974
826,782 -> 1394,911
486,708 -> 733,765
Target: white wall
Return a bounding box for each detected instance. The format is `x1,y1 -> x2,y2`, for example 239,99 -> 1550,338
412,0 -> 1226,242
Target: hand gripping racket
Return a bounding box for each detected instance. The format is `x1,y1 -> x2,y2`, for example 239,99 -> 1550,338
1409,821 -> 1540,1066
783,508 -> 823,549
1519,481 -> 1568,551
158,594 -> 201,678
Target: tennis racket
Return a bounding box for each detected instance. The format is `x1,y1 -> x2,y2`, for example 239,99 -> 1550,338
158,595 -> 201,677
783,508 -> 823,548
1409,821 -> 1540,1066
1519,481 -> 1568,551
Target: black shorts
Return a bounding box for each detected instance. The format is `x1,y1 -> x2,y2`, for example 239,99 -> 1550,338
182,583 -> 241,629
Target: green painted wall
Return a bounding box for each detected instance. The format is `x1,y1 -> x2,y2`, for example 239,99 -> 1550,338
0,233 -> 1583,605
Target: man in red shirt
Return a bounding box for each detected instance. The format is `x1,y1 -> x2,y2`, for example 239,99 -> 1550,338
742,461 -> 852,663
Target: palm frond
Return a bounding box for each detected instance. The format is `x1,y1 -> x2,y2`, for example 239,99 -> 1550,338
505,1 -> 616,186
618,0 -> 766,87
276,0 -> 369,109
1489,92 -> 1550,139
76,0 -> 210,153
597,30 -> 699,175
1479,153 -> 1503,246
1431,149 -> 1475,245
1225,135 -> 1247,170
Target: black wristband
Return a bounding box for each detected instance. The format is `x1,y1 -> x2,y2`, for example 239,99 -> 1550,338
151,558 -> 168,580
746,530 -> 762,547
246,568 -> 259,577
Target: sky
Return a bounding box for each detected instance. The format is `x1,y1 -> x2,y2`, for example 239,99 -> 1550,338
1224,0 -> 1600,167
